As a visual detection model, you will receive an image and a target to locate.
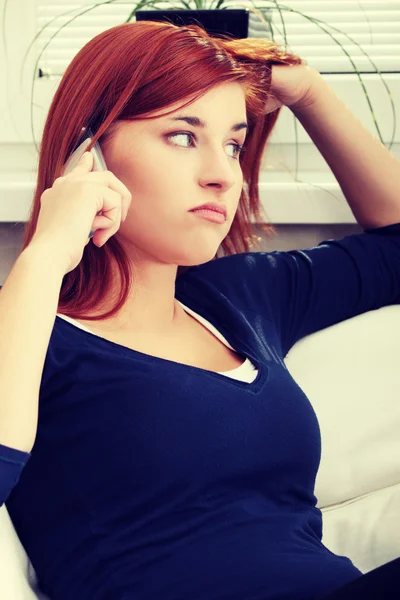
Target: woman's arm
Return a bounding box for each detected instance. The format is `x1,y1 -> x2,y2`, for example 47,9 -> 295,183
0,243 -> 66,454
290,72 -> 400,230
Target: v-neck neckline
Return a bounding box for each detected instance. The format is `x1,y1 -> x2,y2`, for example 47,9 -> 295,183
55,294 -> 267,393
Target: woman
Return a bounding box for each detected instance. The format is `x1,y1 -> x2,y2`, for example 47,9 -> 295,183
0,19 -> 399,600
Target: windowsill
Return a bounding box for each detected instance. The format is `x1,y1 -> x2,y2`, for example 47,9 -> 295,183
0,170 -> 356,225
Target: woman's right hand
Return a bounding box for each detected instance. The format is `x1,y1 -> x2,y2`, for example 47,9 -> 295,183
29,151 -> 132,275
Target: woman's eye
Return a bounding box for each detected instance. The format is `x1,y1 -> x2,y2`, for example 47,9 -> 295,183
166,132 -> 244,160
168,132 -> 192,147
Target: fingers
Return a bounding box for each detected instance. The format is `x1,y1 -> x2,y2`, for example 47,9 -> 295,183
88,187 -> 124,247
65,156 -> 132,217
62,151 -> 94,177
89,170 -> 132,208
64,151 -> 132,211
61,150 -> 133,238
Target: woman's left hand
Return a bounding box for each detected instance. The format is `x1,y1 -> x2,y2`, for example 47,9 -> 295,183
263,64 -> 322,114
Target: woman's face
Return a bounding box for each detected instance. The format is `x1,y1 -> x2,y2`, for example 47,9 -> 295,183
101,81 -> 248,267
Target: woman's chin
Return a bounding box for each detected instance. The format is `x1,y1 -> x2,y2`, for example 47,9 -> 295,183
182,248 -> 222,267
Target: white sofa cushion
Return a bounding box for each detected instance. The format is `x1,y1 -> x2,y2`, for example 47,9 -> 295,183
319,483 -> 400,574
284,304 -> 400,573
1,304 -> 399,598
0,503 -> 50,599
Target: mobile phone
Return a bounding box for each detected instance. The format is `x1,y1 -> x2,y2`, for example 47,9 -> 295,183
63,127 -> 107,175
63,127 -> 107,239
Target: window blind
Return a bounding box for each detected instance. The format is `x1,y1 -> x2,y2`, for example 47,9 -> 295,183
35,0 -> 400,77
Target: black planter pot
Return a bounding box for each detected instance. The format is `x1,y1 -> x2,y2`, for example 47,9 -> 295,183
136,9 -> 249,39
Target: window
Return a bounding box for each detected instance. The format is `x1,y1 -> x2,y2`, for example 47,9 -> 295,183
1,0 -> 399,223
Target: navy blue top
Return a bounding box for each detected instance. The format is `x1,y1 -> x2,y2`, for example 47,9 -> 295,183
2,222 -> 400,600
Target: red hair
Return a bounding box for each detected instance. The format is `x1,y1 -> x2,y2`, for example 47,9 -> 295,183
22,21 -> 304,320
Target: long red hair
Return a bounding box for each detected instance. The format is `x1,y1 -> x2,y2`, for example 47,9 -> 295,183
22,20 -> 304,320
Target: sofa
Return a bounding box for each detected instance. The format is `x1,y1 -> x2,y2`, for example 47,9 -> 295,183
1,304 -> 399,599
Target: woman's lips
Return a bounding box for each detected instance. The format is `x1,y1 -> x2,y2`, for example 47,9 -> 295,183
190,209 -> 226,224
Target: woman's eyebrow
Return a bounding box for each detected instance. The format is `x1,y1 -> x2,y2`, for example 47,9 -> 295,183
168,115 -> 248,133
